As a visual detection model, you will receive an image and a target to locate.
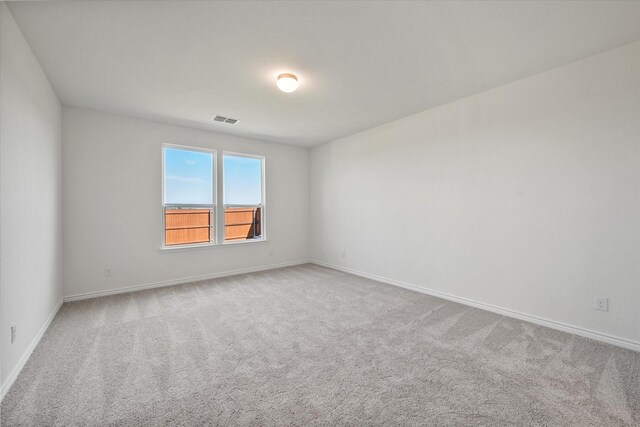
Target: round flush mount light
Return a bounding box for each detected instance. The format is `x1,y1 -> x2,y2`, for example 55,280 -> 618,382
276,73 -> 299,93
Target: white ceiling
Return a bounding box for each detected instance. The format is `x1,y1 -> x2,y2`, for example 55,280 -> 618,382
8,1 -> 640,147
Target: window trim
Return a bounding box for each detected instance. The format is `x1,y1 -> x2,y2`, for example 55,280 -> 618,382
161,143 -> 217,249
221,151 -> 266,244
160,145 -> 267,250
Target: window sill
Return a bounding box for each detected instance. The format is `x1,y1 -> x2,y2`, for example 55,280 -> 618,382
159,238 -> 267,252
222,238 -> 267,246
160,242 -> 217,252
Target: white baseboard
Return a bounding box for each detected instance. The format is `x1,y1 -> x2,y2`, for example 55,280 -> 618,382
64,260 -> 310,302
1,297 -> 63,402
7,261 -> 634,403
311,260 -> 640,353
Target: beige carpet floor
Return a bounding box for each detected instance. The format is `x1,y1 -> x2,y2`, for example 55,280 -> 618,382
1,264 -> 639,426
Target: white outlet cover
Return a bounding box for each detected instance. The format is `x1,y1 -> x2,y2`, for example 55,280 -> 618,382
594,297 -> 609,312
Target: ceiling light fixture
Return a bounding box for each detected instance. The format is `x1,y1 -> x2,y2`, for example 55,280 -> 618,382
276,73 -> 299,93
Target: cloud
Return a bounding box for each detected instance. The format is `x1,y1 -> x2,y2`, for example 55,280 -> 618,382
185,159 -> 196,166
166,175 -> 204,183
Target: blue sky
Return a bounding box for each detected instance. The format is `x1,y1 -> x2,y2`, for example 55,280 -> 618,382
164,148 -> 262,205
223,155 -> 262,205
164,148 -> 213,205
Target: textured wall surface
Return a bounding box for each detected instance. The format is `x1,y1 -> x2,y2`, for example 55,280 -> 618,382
311,41 -> 640,345
62,107 -> 309,298
0,3 -> 62,388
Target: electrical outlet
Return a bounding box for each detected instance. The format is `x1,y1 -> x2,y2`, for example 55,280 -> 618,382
105,267 -> 112,277
11,325 -> 16,344
594,297 -> 609,312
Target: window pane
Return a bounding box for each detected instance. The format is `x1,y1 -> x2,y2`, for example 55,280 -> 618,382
164,147 -> 213,205
164,208 -> 212,246
223,154 -> 263,242
224,207 -> 261,240
223,155 -> 262,205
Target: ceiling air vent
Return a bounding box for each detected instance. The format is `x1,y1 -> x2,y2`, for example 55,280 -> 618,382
212,115 -> 240,125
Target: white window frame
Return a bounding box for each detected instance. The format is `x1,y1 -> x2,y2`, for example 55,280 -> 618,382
221,152 -> 266,244
161,143 -> 217,249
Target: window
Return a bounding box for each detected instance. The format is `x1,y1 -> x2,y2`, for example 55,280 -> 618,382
162,145 -> 215,246
161,146 -> 265,248
223,153 -> 264,242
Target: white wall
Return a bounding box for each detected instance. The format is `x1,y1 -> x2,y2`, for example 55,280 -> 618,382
310,41 -> 640,347
0,3 -> 63,389
62,107 -> 309,298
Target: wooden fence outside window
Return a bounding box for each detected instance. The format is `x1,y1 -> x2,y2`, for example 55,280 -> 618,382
164,207 -> 261,246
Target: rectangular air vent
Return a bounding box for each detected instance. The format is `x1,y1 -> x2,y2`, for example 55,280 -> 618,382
212,115 -> 239,125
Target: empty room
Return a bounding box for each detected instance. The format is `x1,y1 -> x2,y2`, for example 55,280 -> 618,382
1,1 -> 639,425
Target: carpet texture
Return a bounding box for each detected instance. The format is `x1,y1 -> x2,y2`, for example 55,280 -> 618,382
1,264 -> 639,426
